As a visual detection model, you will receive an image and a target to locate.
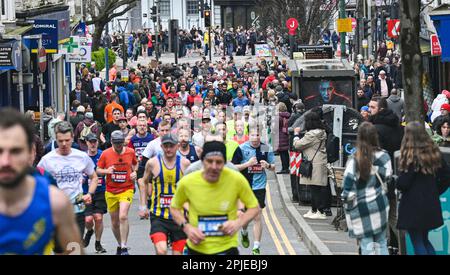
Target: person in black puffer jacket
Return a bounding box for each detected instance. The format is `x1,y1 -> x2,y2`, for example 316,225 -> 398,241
369,97 -> 404,160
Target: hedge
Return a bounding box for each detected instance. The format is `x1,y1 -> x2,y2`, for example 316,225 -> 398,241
89,48 -> 116,71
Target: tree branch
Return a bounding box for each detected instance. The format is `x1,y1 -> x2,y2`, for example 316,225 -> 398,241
106,2 -> 137,22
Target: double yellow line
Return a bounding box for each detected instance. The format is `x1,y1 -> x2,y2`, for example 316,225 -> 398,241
262,180 -> 296,255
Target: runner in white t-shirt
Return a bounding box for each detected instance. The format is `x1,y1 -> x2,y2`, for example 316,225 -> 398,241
38,121 -> 98,241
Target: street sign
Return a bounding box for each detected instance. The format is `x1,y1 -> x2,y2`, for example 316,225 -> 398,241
362,39 -> 368,49
30,20 -> 59,53
337,18 -> 352,33
388,19 -> 400,38
286,18 -> 299,35
38,47 -> 47,73
66,37 -> 91,63
297,45 -> 333,59
0,40 -> 21,71
431,34 -> 442,56
121,69 -> 129,82
255,44 -> 272,57
60,36 -> 80,54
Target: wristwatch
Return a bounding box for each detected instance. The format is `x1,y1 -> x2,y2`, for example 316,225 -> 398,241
180,221 -> 189,229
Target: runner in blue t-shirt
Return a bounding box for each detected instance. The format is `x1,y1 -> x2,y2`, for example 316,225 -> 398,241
82,133 -> 107,253
234,128 -> 275,255
128,119 -> 155,163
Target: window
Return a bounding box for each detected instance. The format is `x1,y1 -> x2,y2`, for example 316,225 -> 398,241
1,0 -> 5,17
187,0 -> 199,16
159,0 -> 170,17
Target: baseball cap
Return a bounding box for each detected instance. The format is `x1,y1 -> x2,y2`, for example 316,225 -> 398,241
379,70 -> 386,75
77,106 -> 86,113
360,106 -> 369,112
161,134 -> 178,145
85,133 -> 98,142
202,112 -> 211,122
111,130 -> 125,143
441,103 -> 450,113
276,85 -> 283,92
243,106 -> 251,113
118,115 -> 127,122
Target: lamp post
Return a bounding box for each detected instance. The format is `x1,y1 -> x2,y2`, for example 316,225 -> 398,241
117,18 -> 129,69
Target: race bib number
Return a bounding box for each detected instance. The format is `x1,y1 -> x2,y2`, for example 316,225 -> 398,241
248,164 -> 263,174
198,216 -> 228,236
111,171 -> 127,184
159,194 -> 173,209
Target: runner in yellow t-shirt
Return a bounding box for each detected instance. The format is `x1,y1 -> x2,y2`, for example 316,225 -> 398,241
170,141 -> 259,255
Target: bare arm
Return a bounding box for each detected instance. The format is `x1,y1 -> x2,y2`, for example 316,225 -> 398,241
170,206 -> 205,245
50,186 -> 85,255
235,156 -> 258,171
138,158 -> 155,211
87,172 -> 98,195
100,132 -> 106,144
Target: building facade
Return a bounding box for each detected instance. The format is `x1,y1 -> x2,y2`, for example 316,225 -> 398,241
112,0 -> 257,32
0,0 -> 70,111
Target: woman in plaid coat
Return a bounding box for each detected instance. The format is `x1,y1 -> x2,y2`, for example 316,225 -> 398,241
342,122 -> 392,255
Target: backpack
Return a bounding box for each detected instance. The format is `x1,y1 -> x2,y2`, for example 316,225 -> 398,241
326,133 -> 340,163
79,122 -> 97,141
140,34 -> 149,44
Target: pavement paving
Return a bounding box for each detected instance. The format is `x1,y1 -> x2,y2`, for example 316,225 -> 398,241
273,158 -> 359,255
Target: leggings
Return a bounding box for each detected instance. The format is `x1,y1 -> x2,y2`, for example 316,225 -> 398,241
408,230 -> 436,255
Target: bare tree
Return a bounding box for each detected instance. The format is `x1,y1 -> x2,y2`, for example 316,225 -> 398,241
85,0 -> 138,51
400,0 -> 424,122
255,0 -> 335,44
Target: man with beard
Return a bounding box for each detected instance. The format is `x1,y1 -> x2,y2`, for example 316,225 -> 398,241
139,134 -> 191,255
177,128 -> 202,163
0,108 -> 83,255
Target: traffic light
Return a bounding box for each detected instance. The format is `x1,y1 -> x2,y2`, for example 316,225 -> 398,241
199,0 -> 205,18
151,6 -> 157,23
363,18 -> 371,38
381,11 -> 389,40
204,9 -> 211,27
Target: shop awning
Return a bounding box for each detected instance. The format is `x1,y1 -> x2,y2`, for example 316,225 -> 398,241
5,25 -> 33,36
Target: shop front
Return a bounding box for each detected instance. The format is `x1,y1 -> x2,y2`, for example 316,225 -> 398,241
214,0 -> 257,29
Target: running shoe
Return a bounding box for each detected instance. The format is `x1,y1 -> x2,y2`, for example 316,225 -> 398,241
240,231 -> 250,248
116,246 -> 121,255
120,248 -> 129,255
83,229 -> 94,248
252,248 -> 260,255
95,242 -> 107,254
